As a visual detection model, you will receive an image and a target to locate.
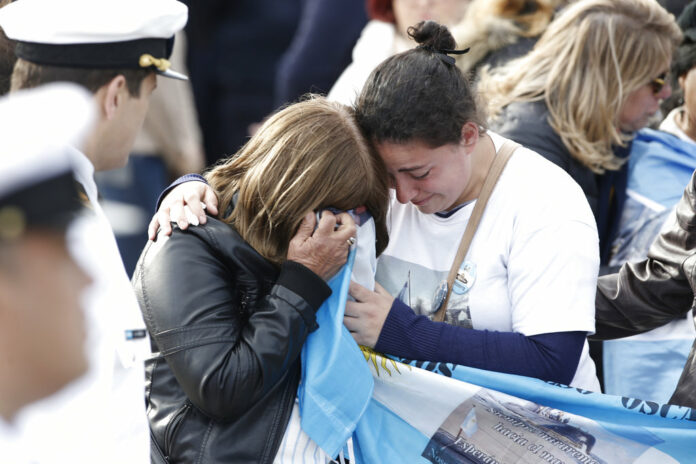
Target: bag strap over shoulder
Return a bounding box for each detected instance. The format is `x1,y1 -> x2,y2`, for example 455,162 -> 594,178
433,139 -> 519,323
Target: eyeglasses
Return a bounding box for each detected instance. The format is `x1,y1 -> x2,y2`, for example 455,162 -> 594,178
650,72 -> 668,95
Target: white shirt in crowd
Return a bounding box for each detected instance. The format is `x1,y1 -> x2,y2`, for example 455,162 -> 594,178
328,20 -> 397,106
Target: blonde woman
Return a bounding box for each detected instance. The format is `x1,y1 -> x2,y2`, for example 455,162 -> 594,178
133,97 -> 389,464
478,0 -> 681,264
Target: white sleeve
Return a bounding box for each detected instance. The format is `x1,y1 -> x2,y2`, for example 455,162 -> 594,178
507,212 -> 599,337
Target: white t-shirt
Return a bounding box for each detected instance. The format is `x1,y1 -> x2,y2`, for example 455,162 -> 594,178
375,132 -> 600,391
660,107 -> 695,143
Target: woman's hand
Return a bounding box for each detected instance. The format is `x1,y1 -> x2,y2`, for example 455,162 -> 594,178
148,181 -> 219,240
287,211 -> 356,281
344,282 -> 394,348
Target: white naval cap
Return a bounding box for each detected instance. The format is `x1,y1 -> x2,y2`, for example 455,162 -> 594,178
0,0 -> 189,80
0,82 -> 96,239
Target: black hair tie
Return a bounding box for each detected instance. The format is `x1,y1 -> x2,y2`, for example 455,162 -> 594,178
419,44 -> 471,66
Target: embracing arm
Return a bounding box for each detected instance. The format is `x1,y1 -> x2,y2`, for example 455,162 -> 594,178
149,174 -> 218,239
376,299 -> 586,385
594,174 -> 696,339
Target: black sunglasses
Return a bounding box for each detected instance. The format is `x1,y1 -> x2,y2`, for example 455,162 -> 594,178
650,72 -> 668,95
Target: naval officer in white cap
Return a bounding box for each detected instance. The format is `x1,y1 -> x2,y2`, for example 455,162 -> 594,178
0,1 -> 188,462
0,83 -> 93,463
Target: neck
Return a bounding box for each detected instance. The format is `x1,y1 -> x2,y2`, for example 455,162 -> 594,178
676,107 -> 696,142
81,125 -> 100,170
455,134 -> 496,205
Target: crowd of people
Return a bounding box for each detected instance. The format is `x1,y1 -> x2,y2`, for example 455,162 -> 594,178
2,0 -> 696,463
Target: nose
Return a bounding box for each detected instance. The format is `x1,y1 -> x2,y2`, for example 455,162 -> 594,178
394,178 -> 418,204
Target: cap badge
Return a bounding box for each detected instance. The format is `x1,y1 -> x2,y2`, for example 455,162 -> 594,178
0,206 -> 26,240
139,54 -> 171,72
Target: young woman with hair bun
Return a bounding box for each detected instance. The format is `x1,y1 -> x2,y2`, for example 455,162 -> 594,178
345,20 -> 601,391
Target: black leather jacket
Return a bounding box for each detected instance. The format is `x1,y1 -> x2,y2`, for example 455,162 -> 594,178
594,171 -> 696,408
132,217 -> 330,463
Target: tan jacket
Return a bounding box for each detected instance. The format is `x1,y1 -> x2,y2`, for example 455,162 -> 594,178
452,0 -> 567,74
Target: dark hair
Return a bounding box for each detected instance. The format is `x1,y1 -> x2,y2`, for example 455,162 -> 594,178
10,58 -> 150,97
366,0 -> 395,23
0,27 -> 16,96
355,21 -> 486,148
663,2 -> 696,113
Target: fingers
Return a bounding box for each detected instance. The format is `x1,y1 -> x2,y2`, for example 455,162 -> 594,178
294,211 -> 316,241
203,187 -> 219,216
169,202 -> 189,231
149,210 -> 173,239
314,210 -> 338,235
349,280 -> 371,302
184,194 -> 207,225
342,289 -> 390,348
374,282 -> 390,296
344,300 -> 357,318
334,212 -> 357,239
151,181 -> 218,235
147,216 -> 160,241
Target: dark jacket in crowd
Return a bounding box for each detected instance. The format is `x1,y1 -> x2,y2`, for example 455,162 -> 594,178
594,170 -> 696,409
491,99 -> 630,265
132,217 -> 330,463
182,0 -> 301,163
273,0 -> 367,108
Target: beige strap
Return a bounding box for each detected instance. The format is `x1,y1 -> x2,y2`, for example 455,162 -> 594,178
433,139 -> 519,322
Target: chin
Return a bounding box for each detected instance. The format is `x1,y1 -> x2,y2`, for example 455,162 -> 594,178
415,203 -> 439,215
101,152 -> 131,171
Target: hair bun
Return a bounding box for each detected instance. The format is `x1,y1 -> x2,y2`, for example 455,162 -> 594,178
407,20 -> 456,51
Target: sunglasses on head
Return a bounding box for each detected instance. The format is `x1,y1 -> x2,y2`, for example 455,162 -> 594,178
650,72 -> 667,95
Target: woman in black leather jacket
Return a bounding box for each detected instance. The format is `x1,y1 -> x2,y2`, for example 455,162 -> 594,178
132,96 -> 389,463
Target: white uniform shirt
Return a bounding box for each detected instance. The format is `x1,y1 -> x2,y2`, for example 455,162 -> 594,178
0,419 -> 32,464
15,148 -> 150,463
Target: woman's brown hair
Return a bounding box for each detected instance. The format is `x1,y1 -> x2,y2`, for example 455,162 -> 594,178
206,96 -> 389,266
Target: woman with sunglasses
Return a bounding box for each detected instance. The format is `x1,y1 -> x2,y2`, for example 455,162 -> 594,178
477,0 -> 681,266
590,1 -> 696,406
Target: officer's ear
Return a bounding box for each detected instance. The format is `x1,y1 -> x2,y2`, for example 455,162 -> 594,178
97,74 -> 127,121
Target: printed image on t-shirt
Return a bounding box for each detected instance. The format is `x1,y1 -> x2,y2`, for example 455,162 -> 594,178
445,292 -> 473,329
376,255 -> 473,329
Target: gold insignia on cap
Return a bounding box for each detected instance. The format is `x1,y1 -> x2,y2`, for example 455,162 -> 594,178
0,206 -> 26,240
139,54 -> 171,72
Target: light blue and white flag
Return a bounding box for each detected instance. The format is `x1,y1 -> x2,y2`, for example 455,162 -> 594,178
297,213 -> 376,459
297,212 -> 696,463
352,352 -> 696,463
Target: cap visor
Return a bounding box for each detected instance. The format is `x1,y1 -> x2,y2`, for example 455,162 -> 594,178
157,68 -> 188,81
